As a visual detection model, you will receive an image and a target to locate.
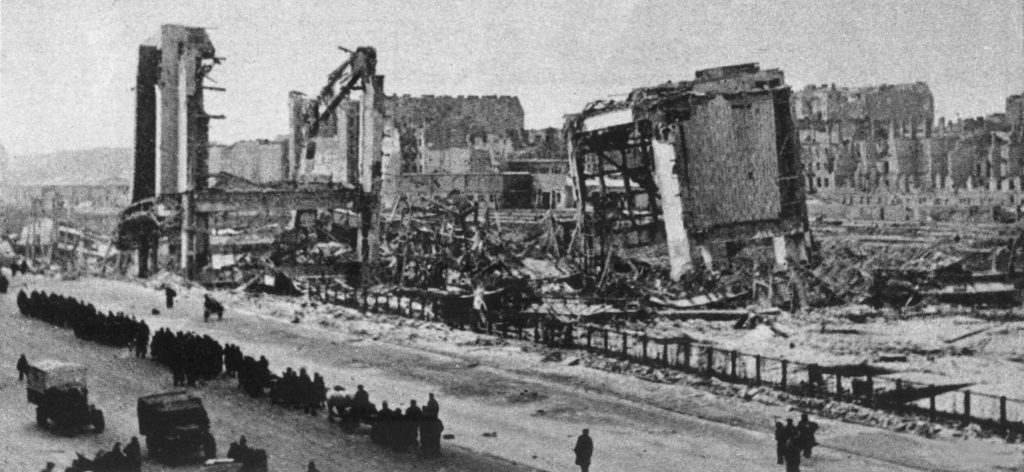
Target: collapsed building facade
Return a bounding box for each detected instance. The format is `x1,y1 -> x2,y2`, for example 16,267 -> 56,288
565,64 -> 810,281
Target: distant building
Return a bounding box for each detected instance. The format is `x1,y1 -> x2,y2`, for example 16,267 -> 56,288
380,95 -> 569,210
793,82 -> 935,193
282,93 -> 571,210
0,178 -> 130,215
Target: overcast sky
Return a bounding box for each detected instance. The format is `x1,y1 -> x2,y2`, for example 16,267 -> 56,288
1,0 -> 1023,155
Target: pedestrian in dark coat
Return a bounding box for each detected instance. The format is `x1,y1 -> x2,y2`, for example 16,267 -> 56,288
775,420 -> 787,465
17,353 -> 29,381
105,443 -> 127,471
135,321 -> 150,358
797,413 -> 818,458
124,436 -> 142,470
164,286 -> 177,309
784,437 -> 802,472
425,392 -> 440,417
204,294 -> 224,322
573,428 -> 593,472
420,415 -> 444,457
406,400 -> 424,448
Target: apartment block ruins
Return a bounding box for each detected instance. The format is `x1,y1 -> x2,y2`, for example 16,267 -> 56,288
797,81 -> 1024,223
566,63 -> 810,280
795,83 -> 1024,197
793,82 -> 934,193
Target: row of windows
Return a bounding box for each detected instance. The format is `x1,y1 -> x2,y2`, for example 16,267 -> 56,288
808,176 -> 830,188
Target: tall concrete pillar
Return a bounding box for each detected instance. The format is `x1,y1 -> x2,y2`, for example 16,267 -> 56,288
287,91 -> 307,181
772,236 -> 788,271
358,71 -> 385,269
651,132 -> 692,280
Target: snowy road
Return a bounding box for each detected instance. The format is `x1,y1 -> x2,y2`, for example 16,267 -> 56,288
2,276 -> 1023,471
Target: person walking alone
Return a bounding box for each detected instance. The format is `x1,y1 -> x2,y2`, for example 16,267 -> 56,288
17,353 -> 29,381
573,428 -> 593,472
164,286 -> 177,309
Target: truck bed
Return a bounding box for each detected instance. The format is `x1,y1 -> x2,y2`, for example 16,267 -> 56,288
26,360 -> 87,404
138,391 -> 210,436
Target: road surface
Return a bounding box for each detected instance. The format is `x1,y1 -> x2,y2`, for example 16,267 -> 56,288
2,275 -> 1022,471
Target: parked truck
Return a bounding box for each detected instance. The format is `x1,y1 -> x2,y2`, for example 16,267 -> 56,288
26,359 -> 105,434
138,391 -> 217,461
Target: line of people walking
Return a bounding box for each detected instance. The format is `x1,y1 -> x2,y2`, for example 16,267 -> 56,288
150,328 -> 223,386
17,290 -> 150,353
16,289 -> 456,465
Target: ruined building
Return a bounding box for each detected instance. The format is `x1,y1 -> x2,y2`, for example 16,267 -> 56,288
119,25 -> 384,279
207,139 -> 289,184
287,93 -> 570,212
566,63 -> 809,280
796,83 -> 1024,198
799,82 -> 1024,223
793,82 -> 934,193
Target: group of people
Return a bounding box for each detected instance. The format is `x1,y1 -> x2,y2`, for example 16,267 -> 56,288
16,290 -> 150,352
218,340 -> 448,458
149,328 -> 224,386
369,395 -> 445,457
14,287 -> 456,467
235,353 -> 274,397
775,413 -> 819,472
269,367 -> 327,415
60,437 -> 142,472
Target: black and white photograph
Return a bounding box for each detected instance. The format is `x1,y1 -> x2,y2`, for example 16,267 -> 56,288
2,1 -> 1024,470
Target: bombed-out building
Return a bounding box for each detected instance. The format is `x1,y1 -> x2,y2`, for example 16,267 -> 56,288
121,25 -> 382,279
793,82 -> 934,193
566,63 -> 809,280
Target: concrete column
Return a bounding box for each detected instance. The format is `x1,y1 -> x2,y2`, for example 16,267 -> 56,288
287,91 -> 307,181
651,135 -> 692,280
772,236 -> 788,270
358,73 -> 385,270
180,193 -> 192,276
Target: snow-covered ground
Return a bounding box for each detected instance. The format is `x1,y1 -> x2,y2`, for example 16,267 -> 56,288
2,275 -> 1023,471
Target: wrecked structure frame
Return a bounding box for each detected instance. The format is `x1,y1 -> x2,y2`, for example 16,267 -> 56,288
566,63 -> 812,281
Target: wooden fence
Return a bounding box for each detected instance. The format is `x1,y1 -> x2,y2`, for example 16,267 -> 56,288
305,278 -> 1024,436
